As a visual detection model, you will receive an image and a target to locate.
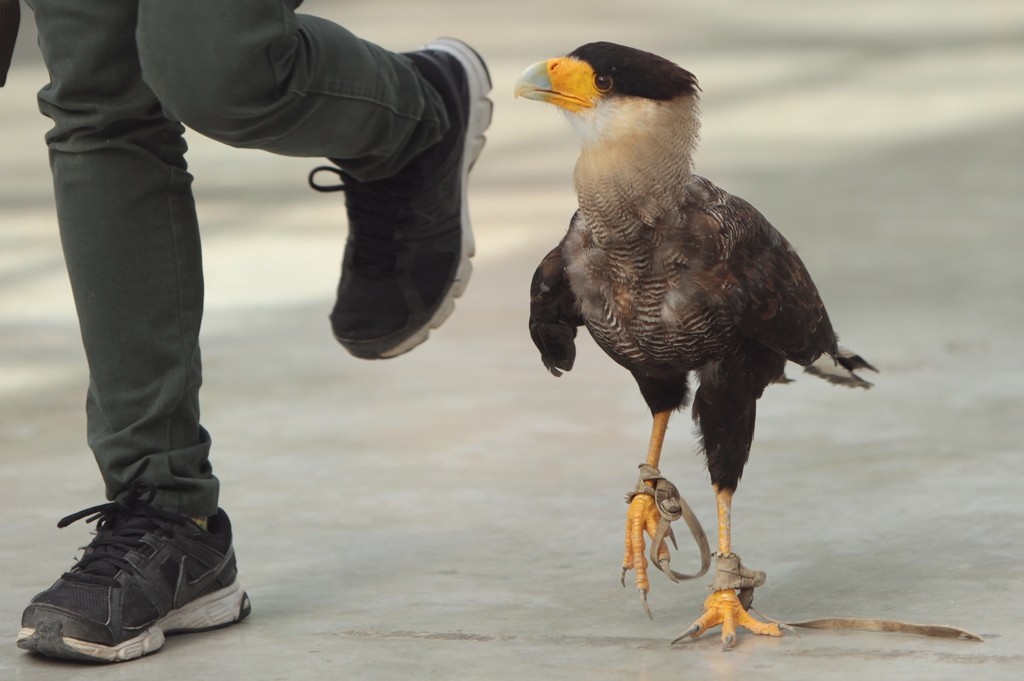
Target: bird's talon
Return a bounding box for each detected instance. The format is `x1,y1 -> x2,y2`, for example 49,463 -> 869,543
722,633 -> 735,651
671,623 -> 702,644
639,588 -> 653,620
620,565 -> 627,587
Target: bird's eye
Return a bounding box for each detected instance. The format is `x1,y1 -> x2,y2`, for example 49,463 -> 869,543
594,74 -> 613,92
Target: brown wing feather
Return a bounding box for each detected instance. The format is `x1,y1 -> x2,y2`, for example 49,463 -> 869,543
711,192 -> 838,366
530,231 -> 584,377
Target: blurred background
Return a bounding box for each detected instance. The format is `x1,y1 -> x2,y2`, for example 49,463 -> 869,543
2,1 -> 1023,679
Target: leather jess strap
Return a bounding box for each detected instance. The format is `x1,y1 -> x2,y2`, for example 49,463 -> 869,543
628,464 -> 711,582
1,0 -> 20,88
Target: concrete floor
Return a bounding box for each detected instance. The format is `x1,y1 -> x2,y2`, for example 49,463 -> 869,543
2,1 -> 1024,679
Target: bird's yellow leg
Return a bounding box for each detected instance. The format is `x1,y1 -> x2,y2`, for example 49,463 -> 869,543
644,411 -> 670,470
621,411 -> 672,618
675,486 -> 782,650
716,486 -> 733,555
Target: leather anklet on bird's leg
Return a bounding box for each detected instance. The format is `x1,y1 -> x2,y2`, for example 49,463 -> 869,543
674,486 -> 783,650
622,412 -> 711,618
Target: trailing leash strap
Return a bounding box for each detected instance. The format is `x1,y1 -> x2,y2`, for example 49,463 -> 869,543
712,553 -> 983,642
0,0 -> 19,88
750,608 -> 983,641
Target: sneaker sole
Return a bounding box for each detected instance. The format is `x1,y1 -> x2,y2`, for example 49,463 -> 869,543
16,579 -> 251,663
374,38 -> 493,359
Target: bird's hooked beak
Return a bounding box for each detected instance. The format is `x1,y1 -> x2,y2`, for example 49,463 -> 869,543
514,58 -> 601,114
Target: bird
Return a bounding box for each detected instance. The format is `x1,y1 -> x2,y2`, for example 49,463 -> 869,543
514,42 -> 876,650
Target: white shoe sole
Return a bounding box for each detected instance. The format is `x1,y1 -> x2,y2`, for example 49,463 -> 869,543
17,579 -> 250,663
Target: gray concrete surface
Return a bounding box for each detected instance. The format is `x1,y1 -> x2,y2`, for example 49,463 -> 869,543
2,1 -> 1024,679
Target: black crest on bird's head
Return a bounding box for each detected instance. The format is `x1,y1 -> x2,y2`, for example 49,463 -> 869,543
568,42 -> 700,101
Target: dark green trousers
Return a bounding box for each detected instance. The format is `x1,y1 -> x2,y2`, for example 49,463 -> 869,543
28,0 -> 449,516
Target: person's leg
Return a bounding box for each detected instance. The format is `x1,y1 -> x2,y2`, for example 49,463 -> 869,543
29,0 -> 215,517
136,0 -> 448,181
19,2 -> 250,663
135,0 -> 493,359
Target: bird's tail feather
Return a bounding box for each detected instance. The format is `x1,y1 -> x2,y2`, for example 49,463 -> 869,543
804,346 -> 877,389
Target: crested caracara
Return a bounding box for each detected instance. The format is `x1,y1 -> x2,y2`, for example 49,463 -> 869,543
515,42 -> 875,650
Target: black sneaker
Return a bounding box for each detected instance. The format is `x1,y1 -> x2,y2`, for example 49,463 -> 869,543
17,479 -> 250,663
309,38 -> 492,359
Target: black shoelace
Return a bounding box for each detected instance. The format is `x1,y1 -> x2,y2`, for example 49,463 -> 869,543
309,165 -> 448,277
57,479 -> 196,588
309,165 -> 405,276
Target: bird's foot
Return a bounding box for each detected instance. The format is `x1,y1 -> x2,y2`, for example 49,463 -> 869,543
621,464 -> 711,619
673,589 -> 782,650
621,491 -> 667,619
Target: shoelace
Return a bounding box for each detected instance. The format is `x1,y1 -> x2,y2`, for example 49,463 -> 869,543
309,166 -> 406,276
309,165 -> 449,277
57,479 -> 197,588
